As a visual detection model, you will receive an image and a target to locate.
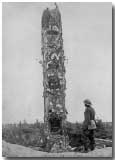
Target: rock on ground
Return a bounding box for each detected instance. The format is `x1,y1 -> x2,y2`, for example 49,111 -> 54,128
2,140 -> 112,157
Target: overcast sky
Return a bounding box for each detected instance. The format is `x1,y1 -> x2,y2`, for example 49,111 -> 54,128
2,2 -> 112,124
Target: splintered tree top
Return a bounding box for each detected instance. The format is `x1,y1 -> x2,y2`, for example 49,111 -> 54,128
42,5 -> 62,31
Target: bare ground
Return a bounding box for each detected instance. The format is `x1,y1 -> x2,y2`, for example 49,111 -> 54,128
2,140 -> 112,157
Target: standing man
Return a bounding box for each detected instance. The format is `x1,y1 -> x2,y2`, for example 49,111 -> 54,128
82,99 -> 96,152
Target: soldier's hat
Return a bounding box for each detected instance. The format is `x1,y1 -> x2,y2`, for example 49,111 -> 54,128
83,99 -> 92,106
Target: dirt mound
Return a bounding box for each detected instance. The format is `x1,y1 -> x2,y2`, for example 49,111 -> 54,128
2,140 -> 112,157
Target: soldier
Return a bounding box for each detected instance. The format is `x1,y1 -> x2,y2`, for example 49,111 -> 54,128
82,99 -> 96,152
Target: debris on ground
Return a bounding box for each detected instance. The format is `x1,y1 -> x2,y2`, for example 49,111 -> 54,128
2,140 -> 112,157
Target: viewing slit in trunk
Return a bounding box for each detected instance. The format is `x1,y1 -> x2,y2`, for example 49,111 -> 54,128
49,117 -> 62,133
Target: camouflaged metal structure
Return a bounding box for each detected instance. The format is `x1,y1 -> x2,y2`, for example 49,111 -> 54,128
41,4 -> 67,136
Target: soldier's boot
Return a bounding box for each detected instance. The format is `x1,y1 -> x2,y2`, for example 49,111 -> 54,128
90,143 -> 95,151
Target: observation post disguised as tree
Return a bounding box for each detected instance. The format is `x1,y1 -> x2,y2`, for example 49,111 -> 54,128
41,3 -> 68,142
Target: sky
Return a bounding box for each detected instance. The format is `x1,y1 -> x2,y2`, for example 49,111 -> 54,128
2,2 -> 112,124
